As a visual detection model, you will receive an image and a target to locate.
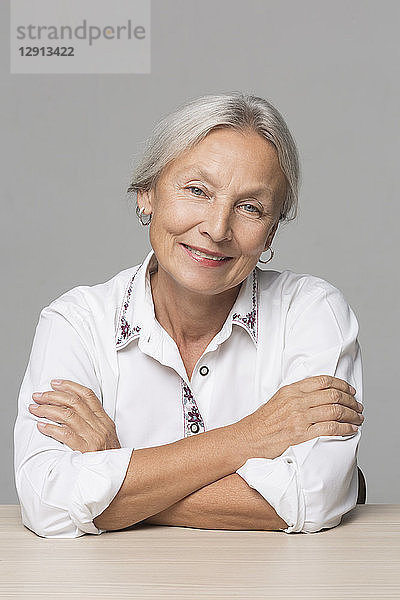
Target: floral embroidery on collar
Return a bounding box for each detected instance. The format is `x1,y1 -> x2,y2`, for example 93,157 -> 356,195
115,266 -> 142,349
181,381 -> 206,437
115,264 -> 259,349
232,268 -> 258,344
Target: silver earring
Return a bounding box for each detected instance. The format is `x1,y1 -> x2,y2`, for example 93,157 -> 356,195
136,205 -> 152,226
258,246 -> 274,264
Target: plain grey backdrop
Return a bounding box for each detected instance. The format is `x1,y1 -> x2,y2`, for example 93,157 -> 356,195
2,0 -> 399,504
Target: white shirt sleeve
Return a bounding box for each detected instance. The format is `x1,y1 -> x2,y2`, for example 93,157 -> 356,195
13,303 -> 134,538
236,281 -> 363,533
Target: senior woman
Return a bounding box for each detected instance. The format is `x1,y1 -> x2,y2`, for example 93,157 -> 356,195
14,92 -> 364,538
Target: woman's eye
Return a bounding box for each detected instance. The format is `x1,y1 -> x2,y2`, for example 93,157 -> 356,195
239,203 -> 262,215
187,186 -> 206,197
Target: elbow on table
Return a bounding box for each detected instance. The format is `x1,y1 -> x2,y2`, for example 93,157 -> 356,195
300,513 -> 343,534
16,467 -> 91,539
300,477 -> 358,534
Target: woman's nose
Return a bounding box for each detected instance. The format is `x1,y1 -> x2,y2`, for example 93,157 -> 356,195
199,203 -> 233,242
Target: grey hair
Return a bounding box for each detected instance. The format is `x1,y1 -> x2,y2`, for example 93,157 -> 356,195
127,92 -> 301,223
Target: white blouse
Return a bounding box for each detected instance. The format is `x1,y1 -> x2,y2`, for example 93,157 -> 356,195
13,248 -> 363,538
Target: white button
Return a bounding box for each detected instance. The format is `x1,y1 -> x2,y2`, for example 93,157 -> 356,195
199,366 -> 209,376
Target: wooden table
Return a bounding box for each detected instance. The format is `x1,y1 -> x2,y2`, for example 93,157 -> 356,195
1,505 -> 399,599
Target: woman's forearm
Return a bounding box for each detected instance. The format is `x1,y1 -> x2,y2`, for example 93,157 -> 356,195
142,473 -> 288,531
93,423 -> 249,531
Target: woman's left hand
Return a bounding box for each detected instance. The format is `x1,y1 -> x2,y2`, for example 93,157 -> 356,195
28,379 -> 121,453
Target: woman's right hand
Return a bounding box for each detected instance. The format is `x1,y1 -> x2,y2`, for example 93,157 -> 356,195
235,375 -> 364,460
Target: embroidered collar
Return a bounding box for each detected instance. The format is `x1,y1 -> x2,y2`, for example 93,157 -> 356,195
231,267 -> 259,344
115,270 -> 142,348
115,249 -> 259,350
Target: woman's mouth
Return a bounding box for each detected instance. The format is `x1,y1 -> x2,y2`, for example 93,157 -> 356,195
180,243 -> 233,266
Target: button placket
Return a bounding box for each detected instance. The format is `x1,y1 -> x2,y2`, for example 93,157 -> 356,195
182,350 -> 217,436
181,380 -> 205,437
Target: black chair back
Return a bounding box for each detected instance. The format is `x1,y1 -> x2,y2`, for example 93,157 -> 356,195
357,466 -> 366,504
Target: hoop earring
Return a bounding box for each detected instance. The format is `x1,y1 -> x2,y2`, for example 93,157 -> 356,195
136,205 -> 152,226
258,246 -> 274,264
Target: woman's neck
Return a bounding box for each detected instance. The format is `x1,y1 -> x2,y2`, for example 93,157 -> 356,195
150,267 -> 242,347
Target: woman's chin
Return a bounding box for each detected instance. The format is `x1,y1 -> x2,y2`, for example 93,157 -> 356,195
175,269 -> 239,296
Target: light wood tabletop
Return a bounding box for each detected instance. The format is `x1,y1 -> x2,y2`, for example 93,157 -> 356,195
1,504 -> 399,599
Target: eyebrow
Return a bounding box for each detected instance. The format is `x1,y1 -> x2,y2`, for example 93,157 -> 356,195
177,166 -> 274,198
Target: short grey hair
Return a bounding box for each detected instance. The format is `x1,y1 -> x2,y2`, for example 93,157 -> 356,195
127,92 -> 301,223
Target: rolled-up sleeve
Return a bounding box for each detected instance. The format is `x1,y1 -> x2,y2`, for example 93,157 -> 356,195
236,281 -> 363,533
13,303 -> 134,538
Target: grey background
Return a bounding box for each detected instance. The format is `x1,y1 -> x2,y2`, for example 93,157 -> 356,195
2,0 -> 399,503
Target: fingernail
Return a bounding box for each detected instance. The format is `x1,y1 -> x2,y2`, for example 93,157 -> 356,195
32,392 -> 42,399
51,379 -> 63,385
350,386 -> 356,394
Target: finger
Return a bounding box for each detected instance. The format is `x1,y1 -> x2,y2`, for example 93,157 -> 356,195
308,388 -> 363,414
308,403 -> 364,426
50,380 -> 112,426
36,421 -> 88,452
307,421 -> 359,438
297,374 -> 356,397
32,389 -> 104,427
29,402 -> 92,432
50,380 -> 103,412
32,390 -> 72,406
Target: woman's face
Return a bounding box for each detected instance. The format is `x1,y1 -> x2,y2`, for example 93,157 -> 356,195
138,127 -> 287,296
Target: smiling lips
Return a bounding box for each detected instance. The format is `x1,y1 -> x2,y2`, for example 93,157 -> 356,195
181,243 -> 233,265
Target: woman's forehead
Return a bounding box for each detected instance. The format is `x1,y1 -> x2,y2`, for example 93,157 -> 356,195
176,129 -> 278,169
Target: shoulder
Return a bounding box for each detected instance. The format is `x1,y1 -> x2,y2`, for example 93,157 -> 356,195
256,267 -> 355,332
257,266 -> 345,301
40,263 -> 142,324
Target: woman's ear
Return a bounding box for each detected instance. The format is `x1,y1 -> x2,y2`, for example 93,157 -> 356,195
137,189 -> 153,214
264,220 -> 279,250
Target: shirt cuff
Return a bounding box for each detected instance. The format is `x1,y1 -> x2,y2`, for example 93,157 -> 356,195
236,449 -> 305,533
68,447 -> 134,534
